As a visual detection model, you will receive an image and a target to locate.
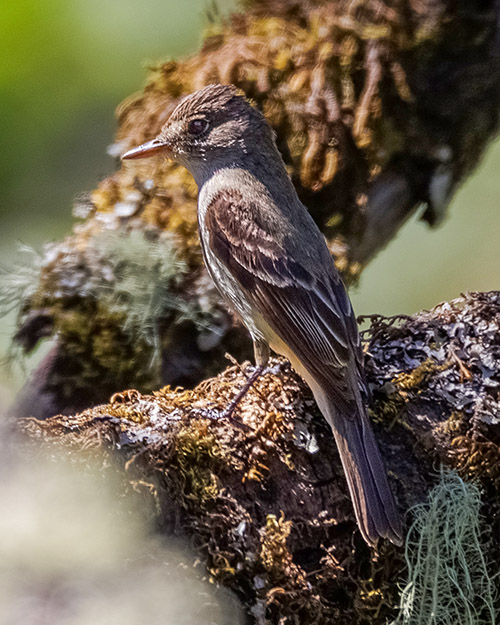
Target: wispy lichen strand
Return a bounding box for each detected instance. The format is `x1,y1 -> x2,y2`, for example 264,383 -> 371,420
392,470 -> 497,625
84,230 -> 201,358
0,245 -> 41,317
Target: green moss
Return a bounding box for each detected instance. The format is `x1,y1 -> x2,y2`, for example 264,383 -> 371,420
393,358 -> 446,392
172,425 -> 225,507
257,512 -> 327,623
440,410 -> 467,436
451,436 -> 500,491
371,393 -> 406,426
356,574 -> 396,622
260,513 -> 293,578
372,359 -> 446,427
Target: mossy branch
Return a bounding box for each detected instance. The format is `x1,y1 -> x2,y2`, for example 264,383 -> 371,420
5,0 -> 500,417
15,292 -> 500,624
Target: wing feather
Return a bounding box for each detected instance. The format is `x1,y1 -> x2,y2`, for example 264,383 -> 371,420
205,189 -> 364,407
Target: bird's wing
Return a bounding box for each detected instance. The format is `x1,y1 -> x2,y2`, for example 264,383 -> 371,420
204,189 -> 364,408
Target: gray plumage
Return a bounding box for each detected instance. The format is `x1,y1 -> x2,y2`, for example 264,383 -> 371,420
123,84 -> 403,547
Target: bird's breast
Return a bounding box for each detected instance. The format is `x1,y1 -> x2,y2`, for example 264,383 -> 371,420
197,184 -> 266,343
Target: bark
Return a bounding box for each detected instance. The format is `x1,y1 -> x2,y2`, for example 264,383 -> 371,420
16,292 -> 500,624
4,0 -> 500,418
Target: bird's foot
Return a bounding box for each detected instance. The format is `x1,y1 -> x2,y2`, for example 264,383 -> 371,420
222,364 -> 264,417
193,362 -> 269,430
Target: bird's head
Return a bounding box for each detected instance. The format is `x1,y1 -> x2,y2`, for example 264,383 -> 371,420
122,84 -> 271,175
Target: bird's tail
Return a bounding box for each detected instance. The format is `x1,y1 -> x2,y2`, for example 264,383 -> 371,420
315,388 -> 403,547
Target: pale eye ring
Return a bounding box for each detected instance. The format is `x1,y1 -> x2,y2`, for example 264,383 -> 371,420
188,118 -> 209,136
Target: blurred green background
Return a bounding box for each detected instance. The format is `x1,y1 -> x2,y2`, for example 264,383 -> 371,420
1,0 -> 499,408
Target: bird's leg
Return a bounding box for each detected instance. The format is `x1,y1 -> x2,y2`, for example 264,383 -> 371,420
222,339 -> 270,419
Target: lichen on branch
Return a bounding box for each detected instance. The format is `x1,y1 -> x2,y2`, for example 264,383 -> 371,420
17,292 -> 500,624
6,0 -> 500,418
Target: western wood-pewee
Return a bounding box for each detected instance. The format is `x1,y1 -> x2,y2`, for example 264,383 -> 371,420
122,84 -> 402,546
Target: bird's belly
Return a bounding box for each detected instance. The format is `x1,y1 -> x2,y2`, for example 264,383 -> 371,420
257,318 -> 311,380
198,231 -> 266,343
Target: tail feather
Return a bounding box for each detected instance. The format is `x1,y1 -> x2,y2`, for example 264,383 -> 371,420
316,391 -> 403,546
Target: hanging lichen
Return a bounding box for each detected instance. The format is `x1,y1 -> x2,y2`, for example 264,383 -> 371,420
392,470 -> 497,625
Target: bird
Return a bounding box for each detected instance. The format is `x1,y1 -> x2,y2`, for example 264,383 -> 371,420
122,83 -> 403,547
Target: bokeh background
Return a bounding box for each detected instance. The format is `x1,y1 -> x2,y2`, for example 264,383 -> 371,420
1,0 -> 500,408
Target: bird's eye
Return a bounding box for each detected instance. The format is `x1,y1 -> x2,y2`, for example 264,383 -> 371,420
187,118 -> 209,136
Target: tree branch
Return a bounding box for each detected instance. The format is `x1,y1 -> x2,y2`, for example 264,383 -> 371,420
5,0 -> 500,417
16,292 -> 500,624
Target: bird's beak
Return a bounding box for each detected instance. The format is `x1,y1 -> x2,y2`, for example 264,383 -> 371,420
121,137 -> 172,161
